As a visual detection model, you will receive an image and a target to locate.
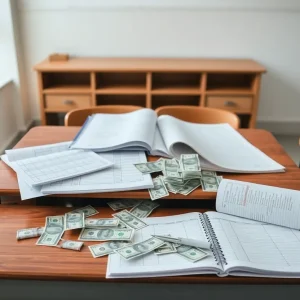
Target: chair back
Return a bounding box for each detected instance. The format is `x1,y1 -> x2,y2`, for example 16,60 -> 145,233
155,106 -> 240,129
65,105 -> 143,126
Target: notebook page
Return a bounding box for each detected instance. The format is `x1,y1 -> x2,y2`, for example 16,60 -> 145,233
11,150 -> 113,187
41,151 -> 153,194
206,212 -> 300,276
157,116 -> 284,173
216,179 -> 300,230
6,142 -> 72,162
107,212 -> 221,278
70,109 -> 157,152
150,126 -> 169,157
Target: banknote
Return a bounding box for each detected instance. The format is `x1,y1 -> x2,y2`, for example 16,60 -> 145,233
130,200 -> 159,218
154,242 -> 177,255
78,228 -> 134,241
179,154 -> 201,172
201,170 -> 217,177
163,178 -> 181,194
88,241 -> 129,258
177,178 -> 201,196
134,161 -> 163,174
64,212 -> 85,230
163,159 -> 182,181
16,227 -> 44,240
177,245 -> 208,262
36,216 -> 64,246
107,199 -> 139,211
148,176 -> 169,200
70,205 -> 99,217
85,218 -> 119,228
113,210 -> 148,230
201,170 -> 219,192
115,237 -> 165,260
58,239 -> 84,251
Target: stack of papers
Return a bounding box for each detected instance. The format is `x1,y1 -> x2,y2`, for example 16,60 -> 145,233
1,142 -> 154,200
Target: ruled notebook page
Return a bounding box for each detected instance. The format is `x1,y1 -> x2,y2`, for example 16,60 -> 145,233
206,212 -> 300,277
216,179 -> 300,230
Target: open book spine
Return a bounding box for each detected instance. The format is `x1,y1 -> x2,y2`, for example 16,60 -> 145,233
200,213 -> 227,268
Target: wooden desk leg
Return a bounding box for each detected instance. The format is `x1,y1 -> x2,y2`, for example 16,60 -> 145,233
0,196 -> 36,205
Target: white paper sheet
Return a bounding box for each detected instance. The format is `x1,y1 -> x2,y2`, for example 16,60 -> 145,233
70,109 -> 157,152
10,150 -> 114,187
41,151 -> 153,194
107,212 -> 220,278
207,212 -> 300,277
216,179 -> 300,230
157,116 -> 285,173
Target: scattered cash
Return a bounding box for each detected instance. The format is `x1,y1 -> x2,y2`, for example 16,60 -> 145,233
134,161 -> 163,174
148,176 -> 169,200
113,210 -> 148,230
89,241 -> 129,258
16,227 -> 44,240
64,212 -> 85,231
78,228 -> 134,241
154,242 -> 177,255
163,159 -> 183,184
58,239 -> 84,251
179,154 -> 201,180
130,200 -> 159,218
115,237 -> 165,260
163,180 -> 180,194
70,205 -> 99,218
107,199 -> 139,211
36,216 -> 65,246
201,171 -> 220,192
177,178 -> 202,196
85,218 -> 119,228
177,245 -> 208,262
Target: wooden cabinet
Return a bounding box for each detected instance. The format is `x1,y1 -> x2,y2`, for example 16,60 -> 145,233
34,57 -> 266,127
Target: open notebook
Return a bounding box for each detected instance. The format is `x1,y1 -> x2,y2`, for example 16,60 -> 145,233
107,179 -> 300,279
70,109 -> 284,173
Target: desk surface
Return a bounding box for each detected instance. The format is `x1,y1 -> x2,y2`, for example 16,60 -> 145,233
0,205 -> 299,284
0,126 -> 299,200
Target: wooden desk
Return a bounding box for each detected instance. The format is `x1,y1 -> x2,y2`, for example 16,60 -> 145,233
0,205 -> 299,284
0,126 -> 300,201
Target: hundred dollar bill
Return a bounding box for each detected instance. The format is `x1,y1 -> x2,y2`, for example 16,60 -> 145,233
177,245 -> 208,262
85,218 -> 119,228
107,199 -> 139,211
88,241 -> 129,258
177,178 -> 201,196
36,216 -> 64,246
201,170 -> 219,192
130,200 -> 159,218
134,161 -> 163,174
154,242 -> 177,255
113,210 -> 148,230
16,227 -> 44,240
70,205 -> 99,217
163,159 -> 183,182
64,212 -> 85,230
115,237 -> 165,260
179,154 -> 201,180
78,228 -> 134,241
148,176 -> 169,200
57,239 -> 84,251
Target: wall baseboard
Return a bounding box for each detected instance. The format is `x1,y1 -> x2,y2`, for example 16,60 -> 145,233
256,120 -> 300,135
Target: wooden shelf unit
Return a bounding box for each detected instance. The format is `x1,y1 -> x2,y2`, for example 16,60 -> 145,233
34,57 -> 266,127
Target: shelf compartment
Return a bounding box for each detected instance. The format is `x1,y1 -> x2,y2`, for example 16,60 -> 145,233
152,95 -> 200,110
43,85 -> 91,94
206,73 -> 255,93
152,72 -> 201,90
151,87 -> 201,95
42,72 -> 91,91
96,95 -> 146,107
96,72 -> 146,92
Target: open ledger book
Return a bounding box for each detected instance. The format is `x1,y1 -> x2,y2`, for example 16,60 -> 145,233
107,179 -> 300,279
70,109 -> 284,173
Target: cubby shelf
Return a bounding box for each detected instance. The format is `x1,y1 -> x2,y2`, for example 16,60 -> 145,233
35,57 -> 266,127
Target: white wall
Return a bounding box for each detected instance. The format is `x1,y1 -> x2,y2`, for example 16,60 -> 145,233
17,0 -> 300,128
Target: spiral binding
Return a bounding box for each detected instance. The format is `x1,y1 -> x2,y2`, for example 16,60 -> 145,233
199,213 -> 227,267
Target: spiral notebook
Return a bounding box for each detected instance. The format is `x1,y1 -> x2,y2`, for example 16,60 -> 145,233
107,180 -> 300,279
